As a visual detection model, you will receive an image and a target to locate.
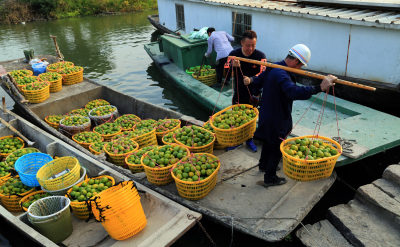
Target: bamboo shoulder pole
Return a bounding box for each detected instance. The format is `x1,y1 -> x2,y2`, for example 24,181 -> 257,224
229,56 -> 376,91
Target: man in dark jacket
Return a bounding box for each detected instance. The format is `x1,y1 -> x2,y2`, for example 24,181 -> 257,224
243,44 -> 336,187
227,30 -> 266,152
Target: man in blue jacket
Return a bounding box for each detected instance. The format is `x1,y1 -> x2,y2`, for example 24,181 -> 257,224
243,44 -> 337,187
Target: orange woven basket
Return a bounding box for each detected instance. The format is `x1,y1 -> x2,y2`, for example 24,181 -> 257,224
46,61 -> 74,72
171,153 -> 221,200
44,115 -> 63,129
0,136 -> 25,158
280,135 -> 342,182
19,190 -> 51,212
21,82 -> 50,104
60,66 -> 84,85
209,104 -> 259,146
141,144 -> 190,185
90,181 -> 147,240
0,176 -> 34,212
72,131 -> 103,149
38,72 -> 63,93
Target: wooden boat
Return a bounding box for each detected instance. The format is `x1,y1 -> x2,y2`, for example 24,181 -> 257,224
1,56 -> 399,242
0,102 -> 201,246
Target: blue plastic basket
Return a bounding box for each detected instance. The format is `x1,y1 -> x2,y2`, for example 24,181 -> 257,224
15,153 -> 53,187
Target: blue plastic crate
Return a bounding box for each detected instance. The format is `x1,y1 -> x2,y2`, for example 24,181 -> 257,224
15,153 -> 53,187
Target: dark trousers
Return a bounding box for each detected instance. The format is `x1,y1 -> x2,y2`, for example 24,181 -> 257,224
216,57 -> 228,84
259,140 -> 283,182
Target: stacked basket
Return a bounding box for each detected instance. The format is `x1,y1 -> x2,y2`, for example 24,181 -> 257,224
90,181 -> 147,240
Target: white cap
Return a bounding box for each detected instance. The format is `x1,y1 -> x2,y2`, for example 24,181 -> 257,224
289,44 -> 311,66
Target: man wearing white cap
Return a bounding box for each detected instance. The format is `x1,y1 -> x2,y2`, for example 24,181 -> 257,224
243,44 -> 337,187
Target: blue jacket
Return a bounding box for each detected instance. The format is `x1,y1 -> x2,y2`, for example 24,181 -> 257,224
252,60 -> 321,144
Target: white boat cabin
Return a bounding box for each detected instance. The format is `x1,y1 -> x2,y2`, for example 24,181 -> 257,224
156,0 -> 400,88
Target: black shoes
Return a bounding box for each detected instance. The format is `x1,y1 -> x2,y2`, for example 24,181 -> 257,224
257,176 -> 287,188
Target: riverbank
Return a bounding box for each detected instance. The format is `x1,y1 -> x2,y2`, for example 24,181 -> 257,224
0,0 -> 157,24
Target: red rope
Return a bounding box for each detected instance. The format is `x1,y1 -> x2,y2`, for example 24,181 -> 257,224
211,61 -> 232,117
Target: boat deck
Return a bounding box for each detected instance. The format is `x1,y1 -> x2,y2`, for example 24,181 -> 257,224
0,110 -> 201,247
1,56 -> 399,242
145,41 -> 400,167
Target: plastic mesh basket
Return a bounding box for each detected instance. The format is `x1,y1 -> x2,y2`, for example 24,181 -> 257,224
15,153 -> 53,187
171,153 -> 220,200
36,156 -> 81,191
209,104 -> 259,146
280,135 -> 342,181
90,181 -> 147,240
141,144 -> 190,185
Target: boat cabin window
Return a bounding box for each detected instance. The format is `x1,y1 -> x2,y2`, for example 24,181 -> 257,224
175,4 -> 185,31
232,12 -> 252,40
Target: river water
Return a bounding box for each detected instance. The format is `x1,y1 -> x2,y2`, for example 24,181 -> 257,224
0,10 -> 210,120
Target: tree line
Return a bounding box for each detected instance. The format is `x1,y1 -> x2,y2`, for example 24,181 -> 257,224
0,0 -> 157,24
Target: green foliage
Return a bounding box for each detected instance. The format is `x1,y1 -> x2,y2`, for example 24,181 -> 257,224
1,0 -> 158,23
24,0 -> 57,16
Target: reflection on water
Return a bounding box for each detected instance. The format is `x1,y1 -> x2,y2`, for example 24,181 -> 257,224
0,11 -> 210,121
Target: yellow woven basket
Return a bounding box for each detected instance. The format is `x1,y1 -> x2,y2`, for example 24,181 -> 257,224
46,61 -> 74,72
38,72 -> 62,93
171,153 -> 220,200
125,145 -> 158,173
280,135 -> 342,182
36,156 -> 81,191
67,175 -> 115,220
21,82 -> 50,104
209,104 -> 259,146
132,129 -> 158,148
173,127 -> 216,154
0,136 -> 25,158
203,121 -> 228,150
61,67 -> 84,85
192,70 -> 217,86
0,189 -> 34,212
155,119 -> 181,144
103,139 -> 139,167
141,144 -> 190,185
93,123 -> 122,142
